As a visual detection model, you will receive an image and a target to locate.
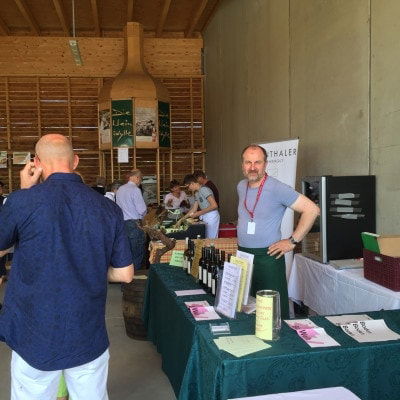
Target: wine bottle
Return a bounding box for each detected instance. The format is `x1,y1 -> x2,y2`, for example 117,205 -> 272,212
187,239 -> 193,275
198,246 -> 205,283
212,253 -> 219,296
202,248 -> 209,288
207,249 -> 214,294
182,237 -> 189,273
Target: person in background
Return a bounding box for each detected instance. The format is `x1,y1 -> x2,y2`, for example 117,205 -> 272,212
92,176 -> 106,195
237,144 -> 319,319
116,169 -> 147,270
105,180 -> 123,202
163,179 -> 189,211
0,180 -> 5,205
0,181 -> 7,287
193,170 -> 220,207
183,174 -> 220,239
0,134 -> 133,400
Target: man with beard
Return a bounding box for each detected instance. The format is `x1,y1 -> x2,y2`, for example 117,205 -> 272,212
237,144 -> 319,318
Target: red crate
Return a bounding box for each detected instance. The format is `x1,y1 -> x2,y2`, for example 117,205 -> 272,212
364,249 -> 400,291
218,223 -> 237,238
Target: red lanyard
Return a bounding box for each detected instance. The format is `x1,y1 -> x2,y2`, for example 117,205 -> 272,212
244,174 -> 267,220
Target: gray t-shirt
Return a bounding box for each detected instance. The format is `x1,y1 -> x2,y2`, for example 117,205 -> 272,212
195,186 -> 214,210
237,176 -> 300,248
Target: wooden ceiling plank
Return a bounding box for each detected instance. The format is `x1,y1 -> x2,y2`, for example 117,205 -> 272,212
200,0 -> 220,32
127,0 -> 135,22
185,0 -> 208,38
52,0 -> 70,36
0,16 -> 10,35
13,0 -> 40,35
156,0 -> 172,37
90,0 -> 101,37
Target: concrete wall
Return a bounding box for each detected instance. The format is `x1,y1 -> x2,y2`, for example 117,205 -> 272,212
204,0 -> 400,233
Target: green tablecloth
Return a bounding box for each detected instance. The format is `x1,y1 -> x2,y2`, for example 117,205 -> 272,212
143,264 -> 400,400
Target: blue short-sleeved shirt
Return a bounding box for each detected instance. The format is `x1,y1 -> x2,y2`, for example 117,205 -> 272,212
237,176 -> 300,248
0,173 -> 132,371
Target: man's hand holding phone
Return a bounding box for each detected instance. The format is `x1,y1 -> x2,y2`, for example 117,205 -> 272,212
20,162 -> 42,189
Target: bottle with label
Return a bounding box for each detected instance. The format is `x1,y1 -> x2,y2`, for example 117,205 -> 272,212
212,253 -> 219,296
198,246 -> 205,282
202,247 -> 209,289
182,237 -> 189,273
187,239 -> 193,275
207,250 -> 214,294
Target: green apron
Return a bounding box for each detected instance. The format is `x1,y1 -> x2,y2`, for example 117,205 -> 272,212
238,246 -> 289,319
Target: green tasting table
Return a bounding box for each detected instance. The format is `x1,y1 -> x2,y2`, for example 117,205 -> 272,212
143,264 -> 400,400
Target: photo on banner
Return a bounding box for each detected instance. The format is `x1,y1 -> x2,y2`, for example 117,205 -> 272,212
259,138 -> 299,278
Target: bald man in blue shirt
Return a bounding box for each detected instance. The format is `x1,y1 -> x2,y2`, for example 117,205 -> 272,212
0,134 -> 133,400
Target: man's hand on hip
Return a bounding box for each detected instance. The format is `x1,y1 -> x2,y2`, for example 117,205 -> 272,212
20,162 -> 42,189
267,239 -> 295,259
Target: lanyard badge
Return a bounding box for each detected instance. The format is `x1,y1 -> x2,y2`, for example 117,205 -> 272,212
244,174 -> 267,234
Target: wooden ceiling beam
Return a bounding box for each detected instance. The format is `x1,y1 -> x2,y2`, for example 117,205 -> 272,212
127,0 -> 135,22
185,0 -> 208,38
156,0 -> 171,37
51,0 -> 70,36
200,0 -> 220,32
13,0 -> 40,35
90,0 -> 101,37
0,16 -> 10,35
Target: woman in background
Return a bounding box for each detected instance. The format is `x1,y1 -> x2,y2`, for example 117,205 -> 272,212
164,179 -> 189,211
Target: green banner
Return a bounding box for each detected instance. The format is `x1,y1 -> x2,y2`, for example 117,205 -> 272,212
158,101 -> 171,147
112,99 -> 134,147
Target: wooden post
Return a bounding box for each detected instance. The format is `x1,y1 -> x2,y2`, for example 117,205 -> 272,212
190,78 -> 194,172
156,148 -> 160,204
36,76 -> 42,138
67,77 -> 72,141
169,149 -> 173,182
5,77 -> 12,192
111,148 -> 114,182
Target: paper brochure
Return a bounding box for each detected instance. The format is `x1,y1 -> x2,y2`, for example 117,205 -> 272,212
297,328 -> 340,348
214,335 -> 271,357
236,250 -> 254,306
326,314 -> 372,326
285,319 -> 319,330
341,319 -> 400,343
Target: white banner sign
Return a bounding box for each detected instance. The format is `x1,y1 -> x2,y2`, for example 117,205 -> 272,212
259,138 -> 299,278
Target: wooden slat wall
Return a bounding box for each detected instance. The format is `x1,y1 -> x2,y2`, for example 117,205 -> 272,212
0,76 -> 204,194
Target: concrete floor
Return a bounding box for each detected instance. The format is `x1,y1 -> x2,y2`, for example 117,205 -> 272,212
0,281 -> 176,400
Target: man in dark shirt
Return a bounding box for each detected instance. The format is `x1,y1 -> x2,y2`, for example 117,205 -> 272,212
193,170 -> 220,207
0,134 -> 133,400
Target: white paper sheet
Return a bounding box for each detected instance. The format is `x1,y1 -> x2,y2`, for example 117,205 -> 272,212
341,319 -> 400,343
215,262 -> 242,318
325,314 -> 372,326
296,327 -> 340,348
117,147 -> 129,163
284,319 -> 319,330
189,306 -> 221,321
175,289 -> 206,296
228,386 -> 361,400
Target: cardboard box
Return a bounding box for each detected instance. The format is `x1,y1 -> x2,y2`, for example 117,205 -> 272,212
378,235 -> 400,258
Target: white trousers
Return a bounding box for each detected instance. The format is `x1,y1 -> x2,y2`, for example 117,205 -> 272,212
200,209 -> 220,239
11,349 -> 110,400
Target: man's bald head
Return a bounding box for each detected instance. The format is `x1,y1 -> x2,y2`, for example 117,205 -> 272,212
36,134 -> 74,163
34,134 -> 79,178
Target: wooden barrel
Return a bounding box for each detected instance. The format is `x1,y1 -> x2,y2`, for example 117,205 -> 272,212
121,270 -> 149,340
